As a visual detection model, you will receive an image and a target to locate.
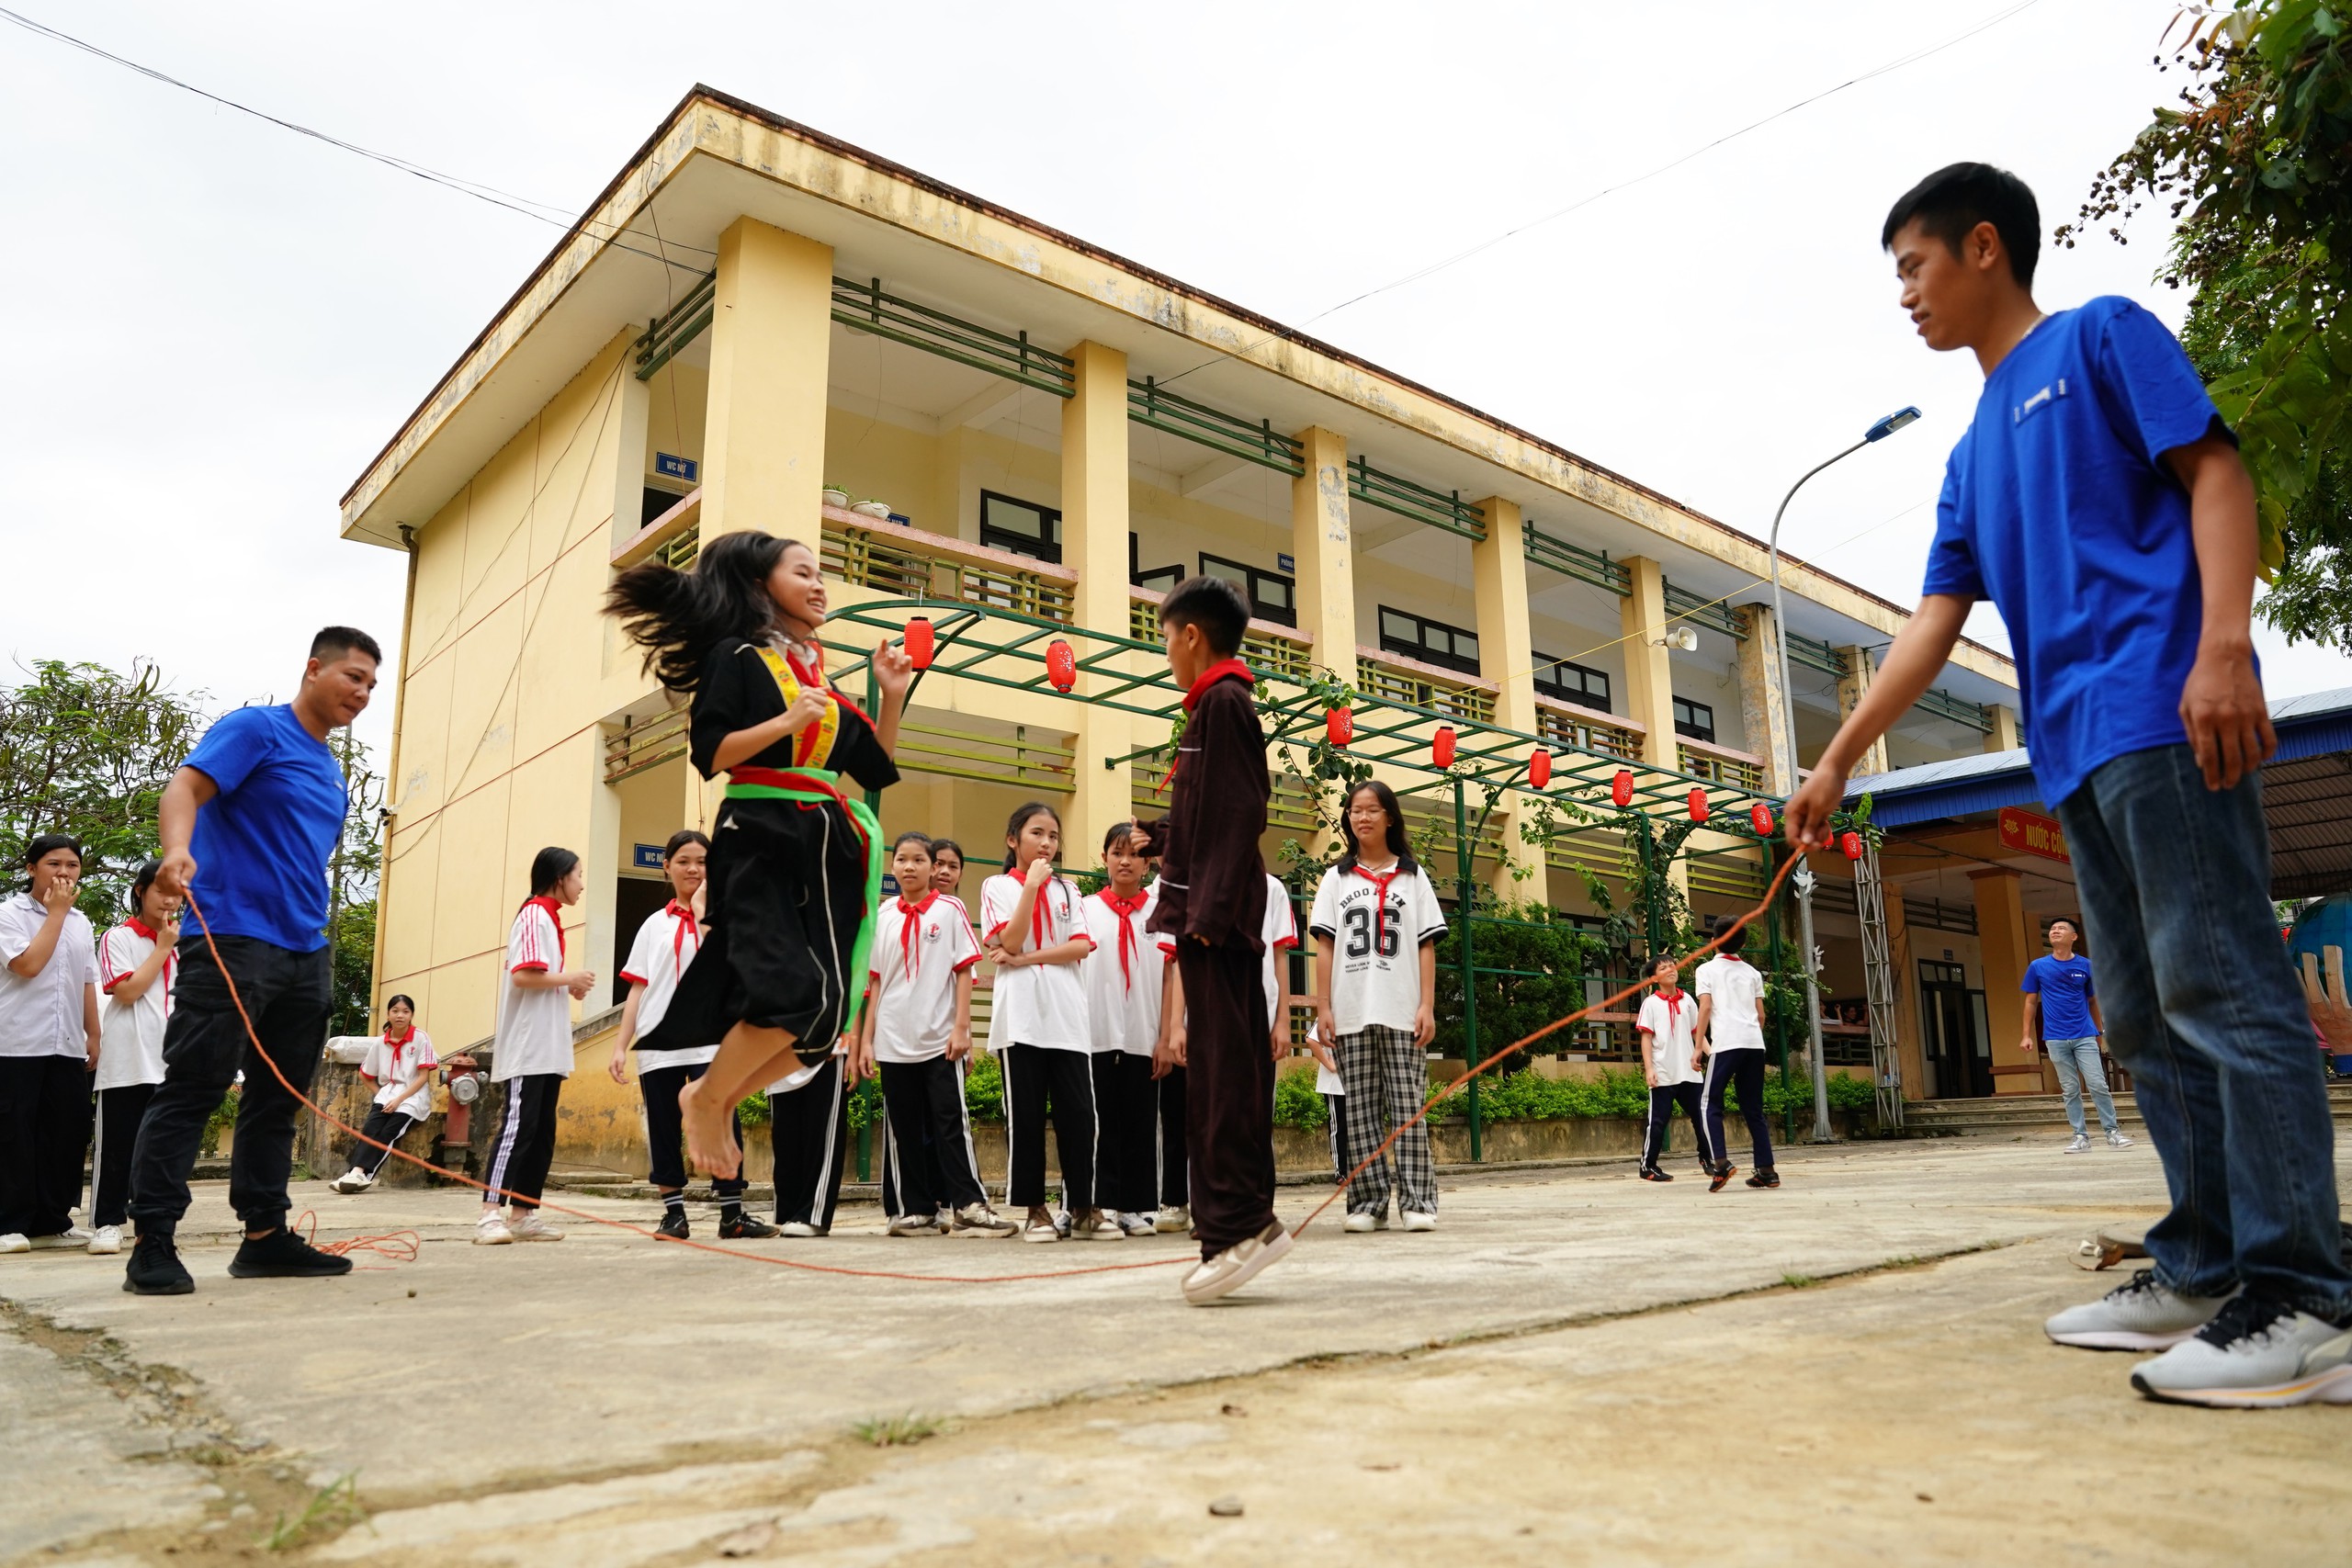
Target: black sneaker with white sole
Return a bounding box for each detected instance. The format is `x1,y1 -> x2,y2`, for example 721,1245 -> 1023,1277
655,1209 -> 691,1240
123,1234 -> 194,1295
226,1227 -> 354,1280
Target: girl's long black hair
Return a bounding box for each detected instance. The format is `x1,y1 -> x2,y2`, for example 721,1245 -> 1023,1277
528,846 -> 581,897
1335,780 -> 1417,876
1000,801 -> 1075,904
605,530 -> 798,693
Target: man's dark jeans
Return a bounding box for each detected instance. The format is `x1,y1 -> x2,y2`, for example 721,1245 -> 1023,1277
128,935 -> 330,1238
2056,744 -> 2351,1322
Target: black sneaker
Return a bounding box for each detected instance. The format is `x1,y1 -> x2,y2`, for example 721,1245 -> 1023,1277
1708,1162 -> 1736,1193
656,1209 -> 690,1240
226,1227 -> 354,1280
123,1233 -> 194,1295
719,1213 -> 779,1239
1745,1169 -> 1781,1189
1637,1166 -> 1672,1182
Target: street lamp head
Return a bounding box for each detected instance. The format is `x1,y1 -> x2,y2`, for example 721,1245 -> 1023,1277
1864,406 -> 1922,443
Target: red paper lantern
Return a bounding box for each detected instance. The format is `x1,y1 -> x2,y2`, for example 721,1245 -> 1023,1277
1326,706 -> 1353,748
1687,787 -> 1710,823
902,616 -> 934,671
1750,802 -> 1775,838
1529,748 -> 1553,789
1045,638 -> 1076,693
1839,830 -> 1864,861
1432,725 -> 1458,769
1611,769 -> 1634,808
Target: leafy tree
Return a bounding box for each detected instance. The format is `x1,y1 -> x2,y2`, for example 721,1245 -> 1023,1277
2060,1 -> 2352,649
0,660 -> 211,922
1430,901 -> 1600,1063
324,728 -> 385,1036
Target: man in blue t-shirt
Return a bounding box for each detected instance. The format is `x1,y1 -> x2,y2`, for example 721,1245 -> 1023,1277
124,627 -> 379,1296
2019,918 -> 2127,1151
1787,164 -> 2350,1408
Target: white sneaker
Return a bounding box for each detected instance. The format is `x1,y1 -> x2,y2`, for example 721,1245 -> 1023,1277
777,1221 -> 829,1238
1401,1210 -> 1438,1233
1116,1212 -> 1158,1236
0,1233 -> 27,1254
1069,1210 -> 1125,1241
27,1230 -> 88,1249
1182,1221 -> 1293,1305
509,1211 -> 564,1242
2045,1269 -> 2230,1349
950,1203 -> 1018,1237
1152,1204 -> 1191,1235
2063,1134 -> 2091,1154
329,1168 -> 375,1195
2131,1296 -> 2352,1407
1343,1211 -> 1382,1234
1020,1216 -> 1060,1244
87,1224 -> 122,1256
887,1213 -> 939,1236
2105,1130 -> 2133,1149
473,1214 -> 514,1246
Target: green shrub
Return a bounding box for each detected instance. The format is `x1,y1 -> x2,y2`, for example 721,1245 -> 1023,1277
1272,1066 -> 1329,1130
965,1051 -> 1005,1125
1430,903 -> 1603,1063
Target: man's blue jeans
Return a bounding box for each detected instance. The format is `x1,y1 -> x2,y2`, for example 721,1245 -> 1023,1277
2045,1036 -> 2118,1136
2055,744 -> 2351,1322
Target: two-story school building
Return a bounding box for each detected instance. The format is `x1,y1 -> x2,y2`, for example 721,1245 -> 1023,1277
339,86 -> 2024,1159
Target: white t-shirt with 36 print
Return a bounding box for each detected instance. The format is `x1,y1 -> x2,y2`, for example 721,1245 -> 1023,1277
1695,953 -> 1768,1053
1307,861 -> 1447,1038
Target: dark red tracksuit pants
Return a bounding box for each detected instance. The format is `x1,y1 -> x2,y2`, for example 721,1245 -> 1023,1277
1176,941 -> 1274,1258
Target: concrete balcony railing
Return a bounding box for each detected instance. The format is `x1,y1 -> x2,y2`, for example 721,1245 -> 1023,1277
1677,736 -> 1769,794
1356,648 -> 1497,725
1128,588 -> 1315,683
1534,694 -> 1644,761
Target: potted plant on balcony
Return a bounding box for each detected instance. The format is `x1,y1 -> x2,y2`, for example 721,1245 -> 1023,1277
821,485 -> 852,509
850,497 -> 892,520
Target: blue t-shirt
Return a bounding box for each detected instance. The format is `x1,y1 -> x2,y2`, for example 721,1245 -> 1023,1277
2023,953 -> 2098,1041
182,705 -> 348,953
1922,297 -> 2236,809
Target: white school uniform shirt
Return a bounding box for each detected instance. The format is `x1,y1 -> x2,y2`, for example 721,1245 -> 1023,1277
980,871 -> 1093,1053
492,897 -> 575,1082
1306,861 -> 1447,1038
1260,874 -> 1299,1034
0,891 -> 96,1061
361,1028 -> 439,1119
868,893 -> 980,1064
1082,885 -> 1166,1056
1634,990 -> 1702,1086
621,901 -> 714,1071
95,919 -> 174,1090
1695,953 -> 1768,1052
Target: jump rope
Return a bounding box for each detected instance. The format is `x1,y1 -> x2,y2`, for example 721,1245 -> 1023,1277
185,845 -> 1797,1286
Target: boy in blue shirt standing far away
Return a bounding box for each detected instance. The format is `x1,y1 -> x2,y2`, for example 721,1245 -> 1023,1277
1786,164 -> 2351,1408
2020,917 -> 2128,1153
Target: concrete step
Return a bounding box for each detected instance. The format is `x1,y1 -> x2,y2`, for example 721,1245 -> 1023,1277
1906,1083 -> 2352,1135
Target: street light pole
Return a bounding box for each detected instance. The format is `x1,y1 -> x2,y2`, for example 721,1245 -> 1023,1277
1767,406 -> 1918,1143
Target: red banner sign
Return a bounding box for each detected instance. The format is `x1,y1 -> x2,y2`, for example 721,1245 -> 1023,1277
1998,807 -> 2070,863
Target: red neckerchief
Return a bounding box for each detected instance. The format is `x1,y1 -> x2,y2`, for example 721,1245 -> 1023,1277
1652,987 -> 1687,1021
1099,888 -> 1149,989
382,1022 -> 417,1080
1012,866 -> 1061,951
664,899 -> 700,966
119,919 -> 175,1003
895,890 -> 936,978
1160,658 -> 1257,794
1349,859 -> 1403,953
127,917 -> 158,941
524,895 -> 566,968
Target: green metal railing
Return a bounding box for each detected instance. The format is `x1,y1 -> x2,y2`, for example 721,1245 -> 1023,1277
633,271 -> 717,381
895,720 -> 1075,791
1537,704 -> 1644,761
831,276 -> 1073,397
1524,523 -> 1633,595
1127,378 -> 1303,475
1663,581 -> 1747,640
1126,597 -> 1313,684
1356,654 -> 1496,725
1787,632 -> 1850,679
1348,456 -> 1487,541
823,523 -> 1076,625
1915,685 -> 1993,733
1678,742 -> 1766,794
603,708 -> 688,783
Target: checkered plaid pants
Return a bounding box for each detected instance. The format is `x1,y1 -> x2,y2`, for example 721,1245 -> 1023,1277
1337,1025 -> 1437,1216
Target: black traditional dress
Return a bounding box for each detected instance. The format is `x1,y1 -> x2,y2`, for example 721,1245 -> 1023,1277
636,636 -> 898,1066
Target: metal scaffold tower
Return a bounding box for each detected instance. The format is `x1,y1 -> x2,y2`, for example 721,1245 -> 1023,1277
1852,840 -> 1905,1131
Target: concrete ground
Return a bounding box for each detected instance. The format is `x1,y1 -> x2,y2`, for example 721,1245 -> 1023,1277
5,1134 -> 2347,1566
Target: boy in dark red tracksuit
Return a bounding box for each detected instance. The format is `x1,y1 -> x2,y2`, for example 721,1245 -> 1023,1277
1137,574 -> 1291,1305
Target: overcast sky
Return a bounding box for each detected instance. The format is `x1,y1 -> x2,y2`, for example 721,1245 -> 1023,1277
5,0 -> 2346,764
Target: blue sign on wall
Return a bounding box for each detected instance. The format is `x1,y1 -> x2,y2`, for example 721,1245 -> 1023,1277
654,452 -> 698,482
1276,552 -> 1295,573
632,843 -> 666,871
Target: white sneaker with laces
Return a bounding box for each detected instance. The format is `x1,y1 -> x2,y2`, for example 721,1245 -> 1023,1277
950,1203 -> 1017,1236
2105,1130 -> 2133,1149
1401,1210 -> 1438,1233
28,1230 -> 88,1249
509,1211 -> 564,1242
1343,1212 -> 1381,1234
777,1221 -> 828,1238
2063,1134 -> 2091,1154
1182,1221 -> 1293,1305
1020,1216 -> 1061,1244
2044,1268 -> 2230,1349
1153,1204 -> 1192,1235
473,1214 -> 514,1246
87,1224 -> 122,1256
0,1233 -> 28,1254
330,1168 -> 375,1195
1069,1211 -> 1125,1241
1116,1212 -> 1157,1236
2131,1295 -> 2352,1407
887,1213 -> 939,1236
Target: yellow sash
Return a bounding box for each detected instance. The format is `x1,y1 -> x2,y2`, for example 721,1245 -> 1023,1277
755,645 -> 841,770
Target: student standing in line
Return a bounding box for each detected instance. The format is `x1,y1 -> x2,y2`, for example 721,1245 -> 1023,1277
328,994 -> 435,1195
1310,781 -> 1447,1234
983,802 -> 1112,1243
89,859 -> 178,1253
929,840 -> 967,902
0,835 -> 100,1255
126,628 -> 379,1294
1787,164 -> 2352,1404
1635,955 -> 1712,1183
1693,917 -> 1774,1191
476,848 -> 596,1247
1082,823 -> 1170,1236
2021,918 -> 2131,1153
607,829 -> 775,1241
855,831 -> 1012,1237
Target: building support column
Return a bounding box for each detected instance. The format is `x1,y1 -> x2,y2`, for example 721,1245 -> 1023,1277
1292,428 -> 1356,687
1883,890 -> 1926,1100
700,218 -> 833,545
1985,703 -> 2021,753
1620,558 -> 1678,772
1969,867 -> 2035,1095
1062,341 -> 1133,852
1471,495 -> 1544,896
1736,603 -> 1796,796
1836,645 -> 1891,778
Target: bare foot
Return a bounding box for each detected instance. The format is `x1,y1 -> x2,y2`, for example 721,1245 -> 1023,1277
678,1076 -> 742,1179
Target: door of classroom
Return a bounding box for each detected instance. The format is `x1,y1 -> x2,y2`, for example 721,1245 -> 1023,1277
611,875 -> 673,1007
1918,960 -> 1993,1099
